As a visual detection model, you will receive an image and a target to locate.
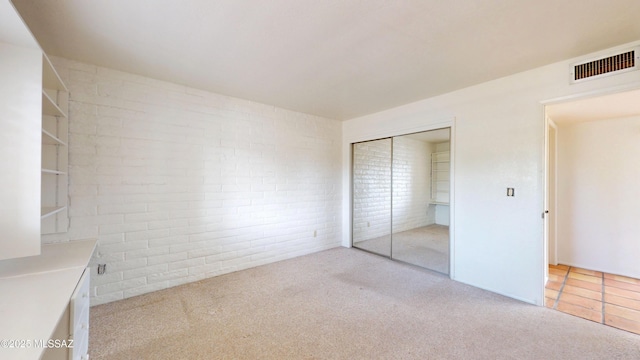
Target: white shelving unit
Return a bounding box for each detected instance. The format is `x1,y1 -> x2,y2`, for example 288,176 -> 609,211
430,151 -> 450,205
41,54 -> 69,234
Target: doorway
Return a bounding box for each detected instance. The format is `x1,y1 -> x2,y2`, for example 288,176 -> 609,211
544,88 -> 640,277
543,88 -> 640,332
352,128 -> 451,274
544,117 -> 557,275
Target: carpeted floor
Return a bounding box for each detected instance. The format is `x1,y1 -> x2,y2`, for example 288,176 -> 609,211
353,225 -> 449,273
90,248 -> 640,359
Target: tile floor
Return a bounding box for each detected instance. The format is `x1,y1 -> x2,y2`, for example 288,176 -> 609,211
546,264 -> 640,335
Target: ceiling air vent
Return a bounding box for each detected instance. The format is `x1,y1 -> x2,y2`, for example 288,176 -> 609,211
570,47 -> 639,83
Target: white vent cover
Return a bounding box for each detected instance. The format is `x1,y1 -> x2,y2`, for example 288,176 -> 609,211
570,47 -> 639,83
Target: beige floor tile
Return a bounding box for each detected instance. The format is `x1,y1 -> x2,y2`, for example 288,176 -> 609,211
565,278 -> 602,292
604,314 -> 640,335
604,278 -> 640,292
548,273 -> 565,283
604,273 -> 640,285
546,281 -> 563,291
557,301 -> 602,323
545,288 -> 559,299
571,267 -> 603,277
563,285 -> 602,301
605,303 -> 640,323
550,264 -> 569,270
545,297 -> 556,309
548,265 -> 640,334
568,272 -> 602,284
605,293 -> 640,312
559,292 -> 602,311
605,286 -> 640,301
550,268 -> 568,276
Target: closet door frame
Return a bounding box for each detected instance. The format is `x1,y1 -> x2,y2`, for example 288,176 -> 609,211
348,120 -> 455,278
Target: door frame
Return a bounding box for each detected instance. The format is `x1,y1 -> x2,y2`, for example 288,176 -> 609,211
543,115 -> 558,282
540,83 -> 640,302
347,119 -> 456,277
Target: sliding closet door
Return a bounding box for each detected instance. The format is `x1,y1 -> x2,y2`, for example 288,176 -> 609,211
391,129 -> 450,274
352,139 -> 392,257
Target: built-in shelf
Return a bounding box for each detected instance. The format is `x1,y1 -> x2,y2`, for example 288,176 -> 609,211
41,206 -> 66,219
42,128 -> 67,146
430,151 -> 450,205
42,91 -> 67,118
43,56 -> 68,92
42,169 -> 67,175
41,54 -> 70,235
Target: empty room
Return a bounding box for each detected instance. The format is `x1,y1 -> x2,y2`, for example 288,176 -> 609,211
1,1 -> 640,359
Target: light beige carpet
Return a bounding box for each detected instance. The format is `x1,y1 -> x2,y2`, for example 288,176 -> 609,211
90,248 -> 640,359
353,225 -> 449,273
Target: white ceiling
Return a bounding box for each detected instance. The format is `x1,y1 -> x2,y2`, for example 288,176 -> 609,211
546,89 -> 640,125
11,0 -> 640,120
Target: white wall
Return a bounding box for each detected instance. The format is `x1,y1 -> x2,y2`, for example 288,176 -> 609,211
557,115 -> 640,279
0,43 -> 42,260
392,136 -> 434,233
342,40 -> 640,305
45,57 -> 343,306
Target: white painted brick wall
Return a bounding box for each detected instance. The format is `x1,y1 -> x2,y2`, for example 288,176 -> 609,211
352,139 -> 392,242
392,136 -> 434,232
352,136 -> 436,242
43,57 -> 342,306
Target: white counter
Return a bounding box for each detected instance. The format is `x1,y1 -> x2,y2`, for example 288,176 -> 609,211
0,239 -> 96,360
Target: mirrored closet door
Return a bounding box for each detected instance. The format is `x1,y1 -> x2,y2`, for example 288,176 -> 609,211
352,138 -> 392,257
352,128 -> 450,274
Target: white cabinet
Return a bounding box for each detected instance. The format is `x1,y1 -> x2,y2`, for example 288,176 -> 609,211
430,151 -> 450,205
70,269 -> 91,360
41,55 -> 70,234
42,268 -> 91,360
0,0 -> 44,260
0,239 -> 97,360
